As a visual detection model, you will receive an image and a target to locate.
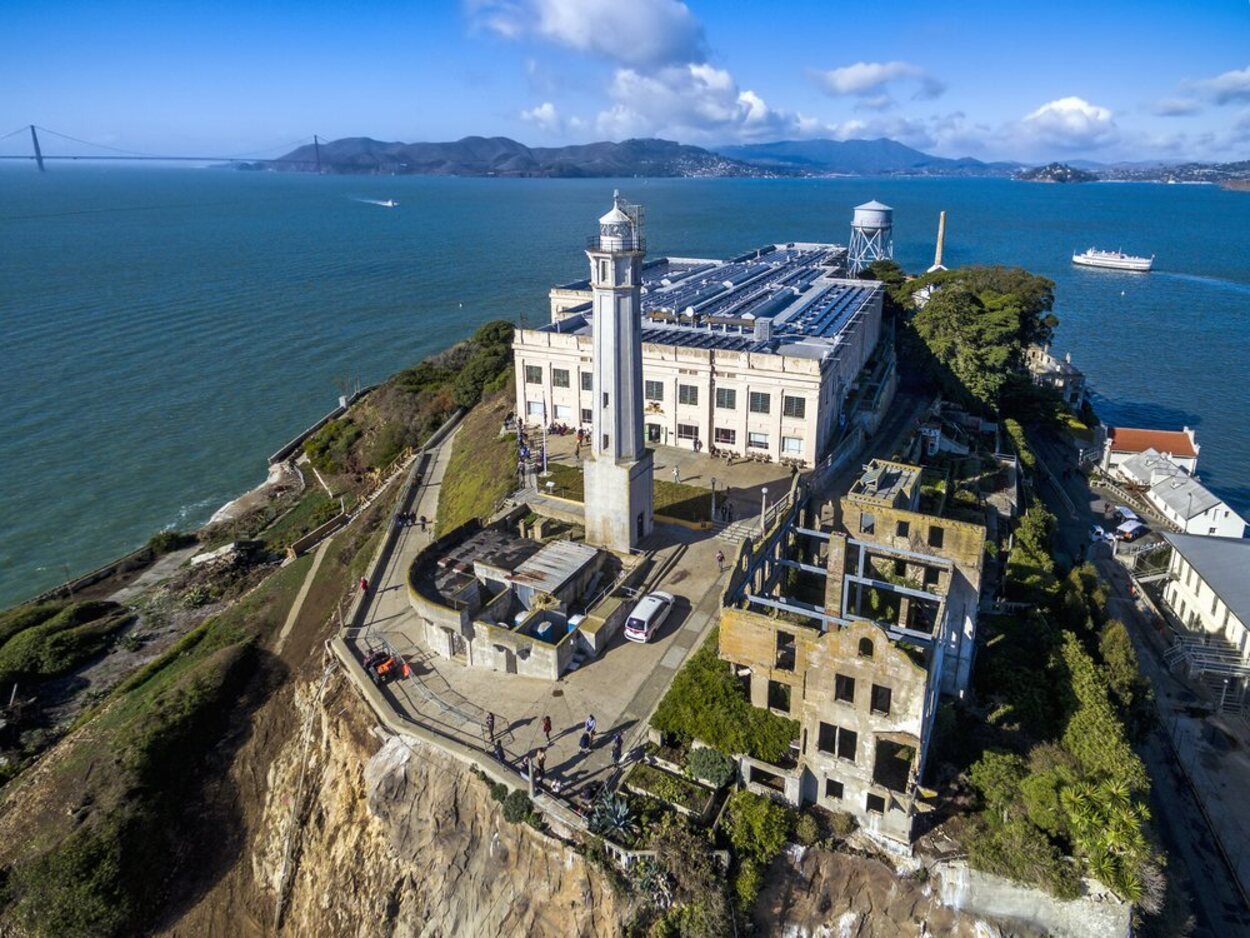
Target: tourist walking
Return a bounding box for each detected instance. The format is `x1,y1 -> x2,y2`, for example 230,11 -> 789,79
485,711 -> 496,742
359,576 -> 369,593
672,465 -> 681,484
585,714 -> 597,741
578,731 -> 591,754
715,549 -> 725,572
493,739 -> 505,764
541,714 -> 552,744
611,733 -> 623,766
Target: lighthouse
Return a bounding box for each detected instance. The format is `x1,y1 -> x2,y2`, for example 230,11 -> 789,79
582,191 -> 654,551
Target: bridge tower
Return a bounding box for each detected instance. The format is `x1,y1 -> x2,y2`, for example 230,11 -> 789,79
29,125 -> 45,172
313,134 -> 322,174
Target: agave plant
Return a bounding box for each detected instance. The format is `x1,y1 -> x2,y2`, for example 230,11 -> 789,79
589,795 -> 639,842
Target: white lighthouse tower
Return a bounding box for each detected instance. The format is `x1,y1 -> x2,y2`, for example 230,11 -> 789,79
583,191 -> 654,551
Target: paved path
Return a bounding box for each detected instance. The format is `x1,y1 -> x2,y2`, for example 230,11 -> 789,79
274,539 -> 329,655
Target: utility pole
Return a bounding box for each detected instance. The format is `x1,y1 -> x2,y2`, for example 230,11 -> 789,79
313,134 -> 322,175
30,125 -> 45,172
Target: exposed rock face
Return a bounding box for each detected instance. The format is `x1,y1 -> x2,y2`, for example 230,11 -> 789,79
246,673 -> 626,938
754,846 -> 1017,938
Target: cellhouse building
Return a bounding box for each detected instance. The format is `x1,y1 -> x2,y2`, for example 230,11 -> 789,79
512,205 -> 886,469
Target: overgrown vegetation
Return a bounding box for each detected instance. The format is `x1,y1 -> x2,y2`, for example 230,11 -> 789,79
686,746 -> 737,789
436,391 -> 519,533
0,601 -> 132,689
651,630 -> 798,763
625,763 -> 715,815
303,319 -> 514,477
722,789 -> 795,909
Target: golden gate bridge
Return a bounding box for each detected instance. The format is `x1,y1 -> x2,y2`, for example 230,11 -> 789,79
0,125 -> 324,171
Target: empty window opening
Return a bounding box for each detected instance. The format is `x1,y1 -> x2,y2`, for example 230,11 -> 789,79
870,684 -> 892,716
835,673 -> 855,704
767,680 -> 792,714
775,631 -> 796,671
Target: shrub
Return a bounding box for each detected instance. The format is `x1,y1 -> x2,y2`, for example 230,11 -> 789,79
794,812 -> 821,846
1058,633 -> 1148,792
502,789 -> 532,823
828,810 -> 857,839
651,631 -> 798,763
490,782 -> 508,802
733,857 -> 763,909
589,795 -> 639,842
966,815 -> 1081,900
686,747 -> 737,789
147,530 -> 196,555
722,790 -> 794,865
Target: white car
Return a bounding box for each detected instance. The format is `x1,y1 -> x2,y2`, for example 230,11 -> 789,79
624,591 -> 675,643
1089,524 -> 1113,544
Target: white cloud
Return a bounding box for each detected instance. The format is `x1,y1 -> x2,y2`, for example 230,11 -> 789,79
470,0 -> 703,67
1187,66 -> 1250,105
1152,96 -> 1202,117
810,61 -> 945,105
1020,96 -> 1118,150
520,101 -> 562,133
593,64 -> 821,142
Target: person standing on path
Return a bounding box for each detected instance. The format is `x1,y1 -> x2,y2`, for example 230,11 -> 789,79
585,714 -> 597,741
493,739 -> 505,764
578,731 -> 591,754
535,747 -> 547,775
485,711 -> 496,742
611,733 -> 623,766
541,715 -> 552,744
672,465 -> 680,484
359,576 -> 369,593
715,549 -> 725,573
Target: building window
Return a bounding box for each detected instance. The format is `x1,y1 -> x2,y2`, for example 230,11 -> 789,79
526,400 -> 544,417
817,722 -> 838,754
866,793 -> 886,815
553,404 -> 571,420
835,673 -> 855,704
552,368 -> 570,388
602,393 -> 609,408
838,727 -> 857,761
749,391 -> 771,414
524,365 -> 543,384
782,436 -> 803,455
1213,594 -> 1220,615
893,559 -> 906,577
860,513 -> 875,535
677,423 -> 698,441
928,525 -> 945,549
896,520 -> 910,537
858,637 -> 874,658
678,384 -> 698,406
716,387 -> 737,409
924,567 -> 940,588
782,395 -> 806,419
767,680 -> 791,713
775,631 -> 796,671
748,431 -> 769,450
825,778 -> 844,801
581,408 -> 592,425
870,684 -> 892,716
644,380 -> 664,401
602,434 -> 609,449
714,427 -> 736,446
581,372 -> 593,391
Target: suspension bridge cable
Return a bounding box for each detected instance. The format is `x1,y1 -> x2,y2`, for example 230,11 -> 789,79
35,125 -> 172,158
0,126 -> 31,141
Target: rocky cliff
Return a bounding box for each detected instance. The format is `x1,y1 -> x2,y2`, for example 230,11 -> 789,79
164,670 -> 627,937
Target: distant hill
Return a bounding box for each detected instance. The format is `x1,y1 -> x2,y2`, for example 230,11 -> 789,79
1014,162 -> 1098,183
268,136 -> 771,178
714,137 -> 1019,176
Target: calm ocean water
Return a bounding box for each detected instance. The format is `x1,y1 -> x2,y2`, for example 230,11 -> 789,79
1,167 -> 1248,606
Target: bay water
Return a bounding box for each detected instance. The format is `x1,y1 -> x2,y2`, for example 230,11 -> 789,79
2,167 -> 1248,606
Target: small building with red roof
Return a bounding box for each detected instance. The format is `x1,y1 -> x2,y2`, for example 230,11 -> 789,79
1102,426 -> 1199,475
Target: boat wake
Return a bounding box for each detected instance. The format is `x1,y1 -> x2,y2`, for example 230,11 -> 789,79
1154,271 -> 1250,296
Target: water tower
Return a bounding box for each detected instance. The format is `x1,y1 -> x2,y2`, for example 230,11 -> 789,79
848,200 -> 893,275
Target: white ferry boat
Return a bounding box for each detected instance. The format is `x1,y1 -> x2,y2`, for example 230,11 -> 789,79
1072,247 -> 1153,272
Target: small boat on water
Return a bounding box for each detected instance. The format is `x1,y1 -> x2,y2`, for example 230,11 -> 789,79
379,199 -> 398,208
1072,247 -> 1153,272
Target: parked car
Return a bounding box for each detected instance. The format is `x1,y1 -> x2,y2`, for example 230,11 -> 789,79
1115,520 -> 1148,542
1089,524 -> 1113,543
1112,505 -> 1141,524
624,591 -> 675,643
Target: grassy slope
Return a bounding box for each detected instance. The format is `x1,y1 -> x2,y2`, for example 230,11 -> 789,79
436,392 -> 518,534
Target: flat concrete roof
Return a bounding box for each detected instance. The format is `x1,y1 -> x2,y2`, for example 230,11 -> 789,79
430,528 -> 542,601
849,459 -> 922,508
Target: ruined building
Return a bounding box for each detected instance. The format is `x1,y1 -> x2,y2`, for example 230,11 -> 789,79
719,459 -> 985,849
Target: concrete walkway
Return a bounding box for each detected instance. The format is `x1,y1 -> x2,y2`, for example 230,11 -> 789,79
274,539 -> 329,655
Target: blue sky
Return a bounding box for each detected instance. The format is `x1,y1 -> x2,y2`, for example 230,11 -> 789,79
2,0 -> 1248,162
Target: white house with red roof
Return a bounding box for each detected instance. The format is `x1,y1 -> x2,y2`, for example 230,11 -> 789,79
1102,426 -> 1199,475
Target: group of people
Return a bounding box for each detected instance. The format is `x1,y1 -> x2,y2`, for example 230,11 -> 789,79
393,510 -> 428,532
484,710 -> 628,793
